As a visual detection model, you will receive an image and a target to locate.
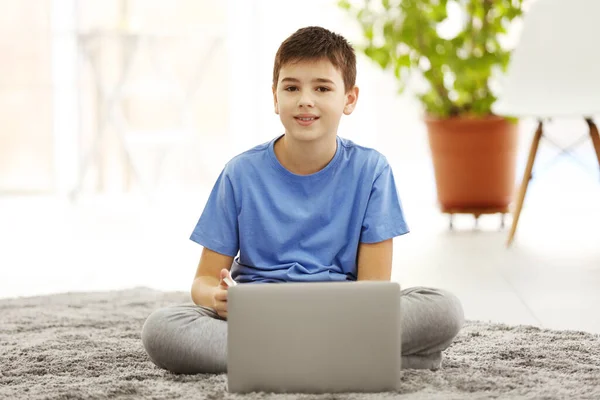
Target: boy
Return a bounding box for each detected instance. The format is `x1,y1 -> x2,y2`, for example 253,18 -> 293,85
142,26 -> 464,374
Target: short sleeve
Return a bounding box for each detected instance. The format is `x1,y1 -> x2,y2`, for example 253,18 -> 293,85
189,166 -> 240,257
360,161 -> 409,243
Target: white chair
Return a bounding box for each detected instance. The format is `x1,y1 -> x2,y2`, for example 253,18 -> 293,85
493,0 -> 600,246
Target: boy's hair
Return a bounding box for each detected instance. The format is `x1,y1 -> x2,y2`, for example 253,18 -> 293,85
272,26 -> 356,93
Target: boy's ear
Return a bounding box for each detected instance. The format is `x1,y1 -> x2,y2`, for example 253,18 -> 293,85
272,85 -> 279,115
343,86 -> 359,115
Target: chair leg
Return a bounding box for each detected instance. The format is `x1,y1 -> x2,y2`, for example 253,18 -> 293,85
507,121 -> 544,247
585,118 -> 600,172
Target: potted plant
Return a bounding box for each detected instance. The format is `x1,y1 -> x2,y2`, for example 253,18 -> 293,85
339,0 -> 524,224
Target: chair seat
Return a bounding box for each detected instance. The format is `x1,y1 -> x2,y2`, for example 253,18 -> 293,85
493,99 -> 600,119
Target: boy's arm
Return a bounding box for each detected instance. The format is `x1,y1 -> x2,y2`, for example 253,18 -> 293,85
191,247 -> 234,308
356,239 -> 393,281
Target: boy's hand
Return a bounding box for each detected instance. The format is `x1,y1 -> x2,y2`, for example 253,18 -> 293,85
213,269 -> 233,320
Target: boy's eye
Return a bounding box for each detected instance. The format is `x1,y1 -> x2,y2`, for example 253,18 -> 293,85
283,86 -> 331,92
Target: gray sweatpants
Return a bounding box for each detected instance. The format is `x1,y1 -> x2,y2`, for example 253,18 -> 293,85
141,286 -> 464,374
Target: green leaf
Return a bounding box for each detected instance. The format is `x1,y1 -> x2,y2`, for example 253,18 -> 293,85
383,21 -> 395,38
394,55 -> 411,80
364,25 -> 374,41
337,0 -> 351,11
430,1 -> 448,22
397,54 -> 411,67
364,46 -> 392,69
394,63 -> 403,79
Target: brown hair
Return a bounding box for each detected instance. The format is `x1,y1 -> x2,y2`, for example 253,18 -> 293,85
272,26 -> 356,93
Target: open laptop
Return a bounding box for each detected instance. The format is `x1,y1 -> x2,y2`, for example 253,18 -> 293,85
227,281 -> 401,394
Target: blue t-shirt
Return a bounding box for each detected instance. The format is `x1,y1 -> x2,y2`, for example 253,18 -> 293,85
190,134 -> 409,283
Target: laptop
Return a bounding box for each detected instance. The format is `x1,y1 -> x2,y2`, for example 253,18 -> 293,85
227,281 -> 401,394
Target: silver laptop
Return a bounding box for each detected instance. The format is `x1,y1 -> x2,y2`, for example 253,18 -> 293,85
227,281 -> 401,394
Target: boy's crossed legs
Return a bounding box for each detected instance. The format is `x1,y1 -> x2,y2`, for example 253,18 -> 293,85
141,286 -> 464,374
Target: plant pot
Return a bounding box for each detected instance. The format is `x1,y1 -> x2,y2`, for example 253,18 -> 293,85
424,115 -> 518,214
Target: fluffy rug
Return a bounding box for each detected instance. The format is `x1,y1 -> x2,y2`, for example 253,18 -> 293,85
1,288 -> 599,400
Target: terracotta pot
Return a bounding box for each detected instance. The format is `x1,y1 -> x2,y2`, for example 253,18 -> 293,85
424,115 -> 518,213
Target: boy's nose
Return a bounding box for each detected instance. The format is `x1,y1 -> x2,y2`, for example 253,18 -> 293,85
297,93 -> 315,108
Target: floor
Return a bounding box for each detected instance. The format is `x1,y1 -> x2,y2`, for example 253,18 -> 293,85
1,154 -> 600,335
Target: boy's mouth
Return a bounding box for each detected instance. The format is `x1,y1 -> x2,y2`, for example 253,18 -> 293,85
294,115 -> 319,126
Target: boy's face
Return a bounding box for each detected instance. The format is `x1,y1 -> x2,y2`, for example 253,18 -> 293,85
273,58 -> 358,143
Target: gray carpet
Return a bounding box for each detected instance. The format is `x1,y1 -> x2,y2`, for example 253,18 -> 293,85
1,288 -> 599,400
